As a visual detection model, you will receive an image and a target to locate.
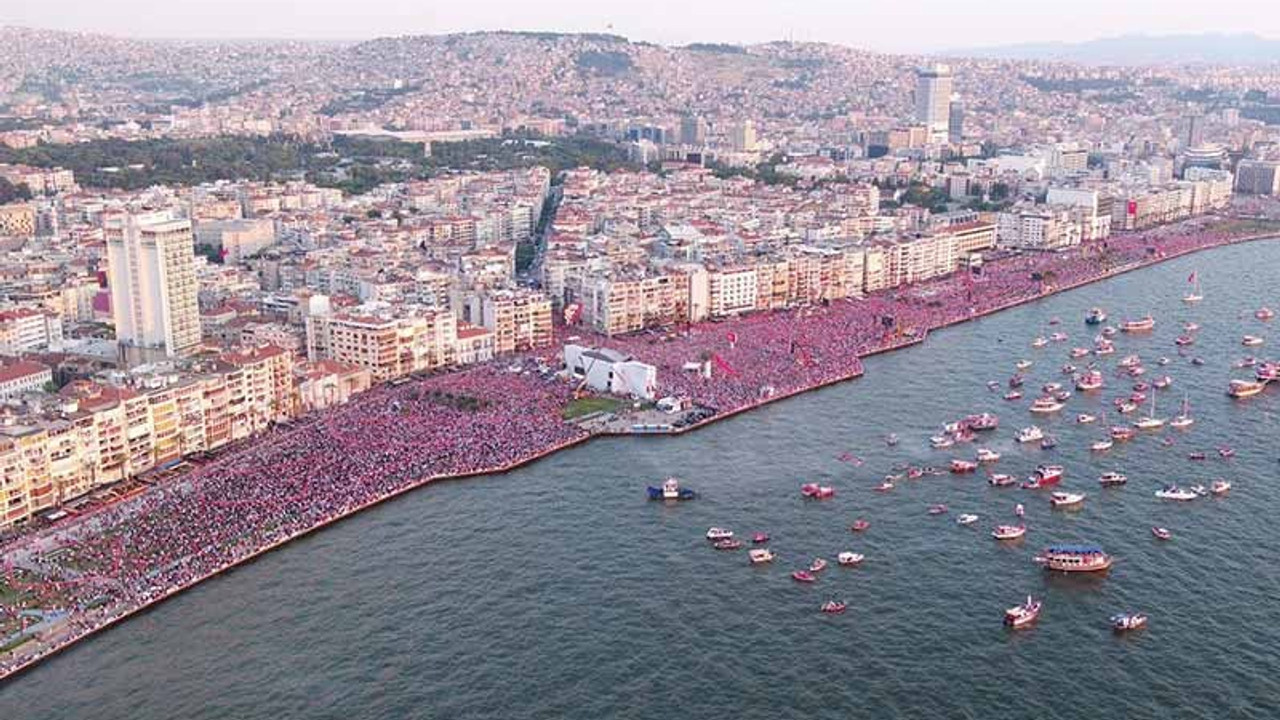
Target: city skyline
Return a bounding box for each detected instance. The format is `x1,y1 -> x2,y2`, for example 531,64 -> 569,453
5,0 -> 1280,53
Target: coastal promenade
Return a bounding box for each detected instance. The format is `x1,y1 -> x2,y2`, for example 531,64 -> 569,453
1,217 -> 1277,682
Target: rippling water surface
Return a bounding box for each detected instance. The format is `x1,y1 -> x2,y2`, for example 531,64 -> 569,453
4,241 -> 1280,719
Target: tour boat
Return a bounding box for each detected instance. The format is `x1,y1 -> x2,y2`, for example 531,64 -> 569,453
821,600 -> 847,614
1004,391 -> 1023,401
1050,491 -> 1086,508
1155,485 -> 1199,501
992,525 -> 1027,540
1016,426 -> 1045,443
809,558 -> 829,573
951,459 -> 978,474
648,476 -> 697,500
1030,397 -> 1065,414
1183,272 -> 1203,304
1076,370 -> 1104,391
1121,316 -> 1155,333
1091,439 -> 1114,452
965,413 -> 1000,431
874,480 -> 895,492
927,504 -> 949,516
988,473 -> 1017,487
714,539 -> 743,550
706,527 -> 734,541
801,483 -> 835,499
1169,395 -> 1194,429
1228,380 -> 1266,398
930,435 -> 956,449
976,448 -> 1001,463
1211,479 -> 1231,495
1032,337 -> 1049,349
1077,413 -> 1097,424
1016,360 -> 1034,371
956,514 -> 980,526
850,519 -> 871,532
1111,613 -> 1148,632
837,552 -> 865,566
792,570 -> 817,583
1036,545 -> 1112,573
1257,307 -> 1276,321
1085,308 -> 1108,325
1242,335 -> 1265,347
1005,596 -> 1042,629
1071,347 -> 1092,359
1098,471 -> 1128,486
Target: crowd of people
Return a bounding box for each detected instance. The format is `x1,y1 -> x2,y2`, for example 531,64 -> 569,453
0,215 -> 1274,678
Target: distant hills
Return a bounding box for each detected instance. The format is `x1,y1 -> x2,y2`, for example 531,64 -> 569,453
952,33 -> 1280,66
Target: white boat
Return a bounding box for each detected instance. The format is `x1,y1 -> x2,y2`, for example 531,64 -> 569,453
1091,439 -> 1114,452
1183,272 -> 1203,304
1077,413 -> 1097,424
1050,491 -> 1086,508
992,525 -> 1027,540
1005,596 -> 1042,629
706,527 -> 734,540
1169,394 -> 1194,429
956,514 -> 980,526
930,435 -> 955,449
748,548 -> 776,564
1132,393 -> 1164,430
976,448 -> 1001,463
1029,397 -> 1065,414
1099,472 -> 1128,486
1050,332 -> 1068,342
1154,485 -> 1199,501
1211,480 -> 1232,495
1032,337 -> 1049,349
1016,426 -> 1045,443
837,551 -> 865,566
1242,335 -> 1265,347
1015,360 -> 1034,370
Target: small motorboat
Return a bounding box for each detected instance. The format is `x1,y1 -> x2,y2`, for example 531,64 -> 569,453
1188,452 -> 1207,461
1085,308 -> 1107,325
1183,321 -> 1200,332
809,558 -> 829,573
988,473 -> 1017,487
648,476 -> 697,500
927,504 -> 949,515
1032,337 -> 1049,349
1191,357 -> 1206,366
1016,426 -> 1045,443
1077,413 -> 1097,424
850,519 -> 871,532
1050,491 -> 1086,508
1102,326 -> 1118,338
1091,439 -> 1114,452
1029,397 -> 1065,414
1071,347 -> 1092,359
801,483 -> 835,499
1004,390 -> 1024,401
1040,436 -> 1058,450
821,600 -> 847,614
837,551 -> 865,566
1016,360 -> 1034,370
1175,335 -> 1196,347
1157,357 -> 1171,366
748,548 -> 776,564
930,435 -> 956,449
874,480 -> 895,492
1218,446 -> 1236,459
1112,613 -> 1148,632
1009,374 -> 1026,388
1062,363 -> 1079,374
1050,332 -> 1068,342
992,524 -> 1027,540
1211,479 -> 1232,495
1191,484 -> 1208,496
706,527 -> 734,541
752,532 -> 771,544
714,539 -> 743,550
1243,335 -> 1265,347
1257,307 -> 1276,321
1014,503 -> 1025,517
956,513 -> 980,526
1153,376 -> 1173,389
1053,390 -> 1073,402
1099,471 -> 1128,486
792,570 -> 817,583
951,459 -> 978,473
1005,596 -> 1042,628
1155,486 -> 1198,501
1110,426 -> 1137,441
976,448 -> 1001,463
1151,526 -> 1172,540
885,433 -> 900,446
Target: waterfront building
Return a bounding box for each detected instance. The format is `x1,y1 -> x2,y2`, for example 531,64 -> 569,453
106,213 -> 202,362
481,289 -> 553,354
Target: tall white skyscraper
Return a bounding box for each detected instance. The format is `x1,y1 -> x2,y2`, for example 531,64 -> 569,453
915,64 -> 954,144
106,212 -> 201,360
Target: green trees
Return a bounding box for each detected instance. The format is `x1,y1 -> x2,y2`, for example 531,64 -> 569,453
0,177 -> 33,203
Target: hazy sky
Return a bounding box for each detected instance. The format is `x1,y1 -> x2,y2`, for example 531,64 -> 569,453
5,0 -> 1279,53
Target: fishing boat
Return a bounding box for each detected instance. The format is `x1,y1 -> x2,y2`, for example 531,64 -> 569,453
1121,316 -> 1156,333
752,532 -> 770,544
1076,370 -> 1104,391
1030,397 -> 1065,414
956,514 -> 980,526
648,476 -> 697,500
809,558 -> 829,573
1016,426 -> 1044,443
1169,395 -> 1194,429
1183,271 -> 1203,303
837,552 -> 865,566
1005,596 -> 1042,628
988,473 -> 1017,487
850,520 -> 871,532
706,527 -> 734,541
748,548 -> 776,564
1077,413 -> 1097,424
976,448 -> 1001,463
1155,485 -> 1199,501
801,483 -> 836,499
1091,439 -> 1114,452
1111,613 -> 1148,632
1050,491 -> 1086,508
1099,472 -> 1128,486
792,570 -> 817,583
1151,527 -> 1172,540
1228,380 -> 1266,398
1085,308 -> 1108,325
1243,335 -> 1265,347
821,600 -> 847,614
1257,307 -> 1276,321
714,539 -> 743,550
927,504 -> 949,515
992,524 -> 1027,540
1036,545 -> 1112,572
951,459 -> 978,474
1211,480 -> 1232,495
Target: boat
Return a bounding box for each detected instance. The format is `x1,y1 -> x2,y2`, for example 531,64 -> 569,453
1257,362 -> 1280,382
1218,446 -> 1236,458
1032,337 -> 1049,349
1191,484 -> 1208,496
837,552 -> 865,566
1118,354 -> 1142,368
1034,465 -> 1064,483
1242,335 -> 1265,347
850,520 -> 871,532
1094,342 -> 1115,356
956,514 -> 980,526
1004,391 -> 1023,401
930,435 -> 956,449
1152,376 -> 1173,390
1151,526 -> 1172,540
1062,364 -> 1079,375
988,473 -> 1017,487
1183,321 -> 1200,332
1091,439 -> 1114,452
648,476 -> 697,500
1043,382 -> 1063,393
1016,426 -> 1044,443
1228,380 -> 1266,399
1236,357 -> 1258,369
1040,436 -> 1058,450
1169,395 -> 1194,429
1110,426 -> 1137,441
1015,360 -> 1034,371
1076,370 -> 1104,391
748,548 -> 776,564
1183,271 -> 1203,304
1211,480 -> 1231,495
1036,545 -> 1112,572
1157,357 -> 1171,366
714,539 -> 743,550
1085,308 -> 1107,325
752,532 -> 771,544
706,527 -> 734,540
1050,332 -> 1068,342
1155,485 -> 1199,501
1121,316 -> 1156,333
801,483 -> 835,499
1029,397 -> 1065,414
1009,374 -> 1025,388
885,433 -> 900,446
1015,503 -> 1025,517
1005,596 -> 1042,628
1077,413 -> 1097,424
1102,326 -> 1118,338
965,413 -> 1000,431
821,600 -> 847,614
1191,357 -> 1206,366
1053,390 -> 1073,402
992,524 -> 1027,540
1188,452 -> 1207,461
1070,347 -> 1092,359
1257,307 -> 1276,321
1050,491 -> 1086,508
951,459 -> 978,474
1132,393 -> 1165,430
809,558 -> 829,573
927,504 -> 949,515
1099,472 -> 1128,486
976,448 -> 1001,463
874,480 -> 895,492
792,570 -> 817,583
1111,613 -> 1148,632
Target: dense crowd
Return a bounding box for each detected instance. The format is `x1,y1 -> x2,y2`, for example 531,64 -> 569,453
0,217 -> 1273,678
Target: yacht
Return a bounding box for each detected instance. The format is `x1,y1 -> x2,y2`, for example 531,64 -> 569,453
1154,485 -> 1199,501
1132,394 -> 1165,430
1016,426 -> 1045,443
1030,397 -> 1065,414
1169,395 -> 1194,429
